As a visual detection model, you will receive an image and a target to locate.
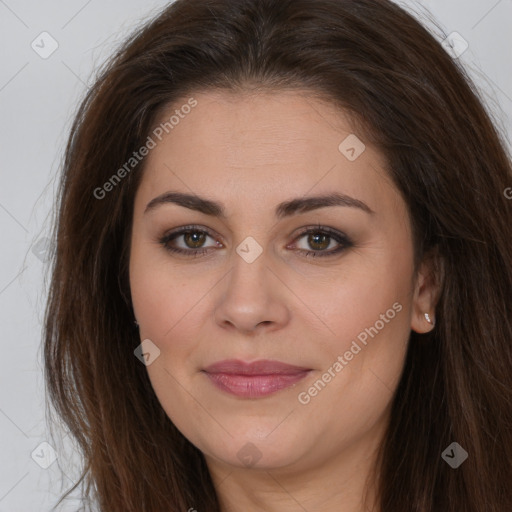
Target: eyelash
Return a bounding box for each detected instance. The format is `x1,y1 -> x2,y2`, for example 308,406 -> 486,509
158,224 -> 353,259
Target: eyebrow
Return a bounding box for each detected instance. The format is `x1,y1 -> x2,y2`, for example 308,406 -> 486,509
144,191 -> 375,218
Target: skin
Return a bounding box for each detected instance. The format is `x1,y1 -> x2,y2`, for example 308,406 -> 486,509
129,89 -> 439,512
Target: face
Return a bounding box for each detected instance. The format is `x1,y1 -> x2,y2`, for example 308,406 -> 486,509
129,89 -> 436,475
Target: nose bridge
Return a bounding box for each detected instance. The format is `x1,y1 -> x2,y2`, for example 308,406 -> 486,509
227,238 -> 270,301
214,237 -> 289,332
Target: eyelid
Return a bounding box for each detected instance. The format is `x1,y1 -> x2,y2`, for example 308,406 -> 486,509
288,225 -> 352,254
290,224 -> 348,242
160,225 -> 222,248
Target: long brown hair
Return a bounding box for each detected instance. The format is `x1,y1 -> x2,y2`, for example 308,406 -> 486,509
44,0 -> 512,510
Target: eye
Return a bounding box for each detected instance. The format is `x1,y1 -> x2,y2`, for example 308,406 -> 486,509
159,225 -> 222,257
159,224 -> 353,258
290,225 -> 353,258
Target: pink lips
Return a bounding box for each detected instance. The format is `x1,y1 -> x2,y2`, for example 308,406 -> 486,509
202,359 -> 311,398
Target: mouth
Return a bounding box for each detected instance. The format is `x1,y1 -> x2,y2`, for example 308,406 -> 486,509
202,359 -> 312,399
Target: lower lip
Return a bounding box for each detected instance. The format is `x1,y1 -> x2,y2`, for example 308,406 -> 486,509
203,371 -> 311,398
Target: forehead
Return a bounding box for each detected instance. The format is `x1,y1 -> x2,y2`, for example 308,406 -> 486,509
151,89 -> 364,165
136,89 -> 399,221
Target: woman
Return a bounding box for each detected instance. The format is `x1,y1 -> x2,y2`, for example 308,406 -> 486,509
44,0 -> 512,510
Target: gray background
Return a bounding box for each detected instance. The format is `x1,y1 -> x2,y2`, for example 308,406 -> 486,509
0,0 -> 511,510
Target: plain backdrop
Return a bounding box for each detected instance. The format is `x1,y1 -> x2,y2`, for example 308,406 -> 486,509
0,0 -> 511,510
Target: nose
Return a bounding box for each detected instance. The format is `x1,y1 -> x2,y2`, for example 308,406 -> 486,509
214,248 -> 290,334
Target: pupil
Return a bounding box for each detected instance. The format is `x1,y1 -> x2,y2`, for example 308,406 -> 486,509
186,231 -> 205,248
309,233 -> 329,250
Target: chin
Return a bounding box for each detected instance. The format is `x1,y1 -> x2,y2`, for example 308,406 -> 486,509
201,427 -> 307,470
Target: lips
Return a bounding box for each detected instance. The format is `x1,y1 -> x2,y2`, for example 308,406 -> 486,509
202,359 -> 312,398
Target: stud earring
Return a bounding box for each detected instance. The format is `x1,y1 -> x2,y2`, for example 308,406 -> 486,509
134,319 -> 139,327
424,312 -> 435,327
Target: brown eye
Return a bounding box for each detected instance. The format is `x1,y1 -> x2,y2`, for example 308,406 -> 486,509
292,226 -> 353,258
306,232 -> 331,251
183,231 -> 207,249
159,226 -> 222,257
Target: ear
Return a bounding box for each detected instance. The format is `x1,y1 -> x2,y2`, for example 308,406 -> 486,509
410,247 -> 443,334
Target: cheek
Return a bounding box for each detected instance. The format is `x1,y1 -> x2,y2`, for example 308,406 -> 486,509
128,220 -> 210,434
296,246 -> 413,403
297,255 -> 412,346
131,264 -> 205,345
130,238 -> 191,342
296,289 -> 410,452
130,253 -> 208,424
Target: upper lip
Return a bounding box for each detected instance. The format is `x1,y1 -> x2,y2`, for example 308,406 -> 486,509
203,359 -> 311,375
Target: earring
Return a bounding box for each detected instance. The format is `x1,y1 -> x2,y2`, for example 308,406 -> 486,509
134,319 -> 139,327
424,313 -> 435,327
